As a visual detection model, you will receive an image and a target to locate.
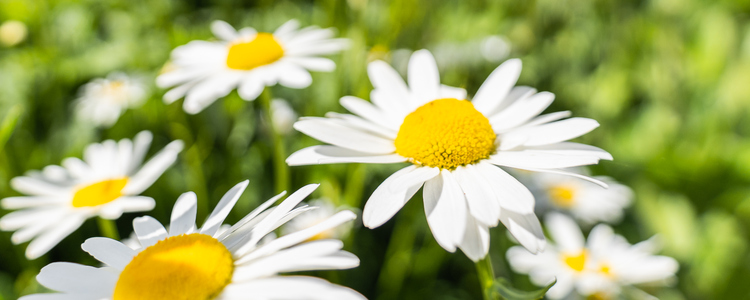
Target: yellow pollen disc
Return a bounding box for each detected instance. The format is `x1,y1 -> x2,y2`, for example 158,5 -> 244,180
226,33 -> 284,70
599,264 -> 613,277
113,233 -> 234,300
548,185 -> 576,208
395,98 -> 496,170
71,178 -> 129,208
562,251 -> 587,272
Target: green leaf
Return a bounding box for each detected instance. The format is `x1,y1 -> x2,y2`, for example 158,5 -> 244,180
0,105 -> 22,151
487,277 -> 556,300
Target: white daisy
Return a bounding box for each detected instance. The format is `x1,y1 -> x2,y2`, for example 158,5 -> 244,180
531,168 -> 632,225
282,198 -> 353,240
21,181 -> 365,300
0,131 -> 183,259
506,213 -> 678,299
74,72 -> 148,127
287,49 -> 611,261
270,98 -> 298,135
157,19 -> 349,114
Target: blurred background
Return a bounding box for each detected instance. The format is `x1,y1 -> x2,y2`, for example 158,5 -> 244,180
1,0 -> 750,299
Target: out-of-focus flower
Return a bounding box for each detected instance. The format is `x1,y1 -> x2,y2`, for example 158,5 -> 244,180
74,72 -> 148,127
270,99 -> 297,135
21,182 -> 365,300
507,213 -> 678,299
0,131 -> 183,259
532,168 -> 632,224
157,20 -> 349,114
288,49 -> 611,261
0,20 -> 27,47
282,199 -> 353,240
431,35 -> 512,69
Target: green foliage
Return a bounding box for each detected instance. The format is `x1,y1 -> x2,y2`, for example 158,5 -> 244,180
488,278 -> 555,300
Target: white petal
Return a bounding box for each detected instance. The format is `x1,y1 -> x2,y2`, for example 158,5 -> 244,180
183,72 -> 242,114
339,96 -> 399,131
407,49 -> 441,106
293,118 -> 396,154
453,165 -> 500,226
273,19 -> 300,37
490,91 -> 555,132
472,58 -> 522,115
389,166 -> 440,193
26,215 -> 87,259
503,117 -> 600,148
211,20 -> 238,41
122,140 -> 183,195
544,212 -> 585,252
220,276 -> 365,300
475,162 -> 535,214
201,180 -> 249,236
81,237 -> 136,270
237,74 -> 265,101
286,145 -> 406,166
516,168 -> 609,188
286,57 -> 336,72
499,210 -> 545,254
133,216 -> 168,248
10,176 -> 68,196
423,172 -> 467,252
367,60 -> 410,111
521,142 -> 613,160
1,196 -> 65,209
488,151 -> 601,170
459,216 -> 490,262
362,166 -> 426,229
522,111 -> 571,128
324,112 -> 398,139
278,64 -> 313,89
35,262 -> 117,295
170,192 -> 198,236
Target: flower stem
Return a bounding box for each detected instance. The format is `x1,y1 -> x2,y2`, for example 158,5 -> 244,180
476,256 -> 495,300
259,89 -> 290,194
97,217 -> 120,240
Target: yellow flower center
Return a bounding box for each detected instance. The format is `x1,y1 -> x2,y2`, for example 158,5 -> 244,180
113,233 -> 234,300
71,178 -> 129,208
226,33 -> 284,70
562,250 -> 587,272
599,263 -> 613,277
395,98 -> 496,170
548,185 -> 576,208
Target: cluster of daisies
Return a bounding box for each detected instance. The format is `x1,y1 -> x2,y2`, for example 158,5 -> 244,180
1,19 -> 677,299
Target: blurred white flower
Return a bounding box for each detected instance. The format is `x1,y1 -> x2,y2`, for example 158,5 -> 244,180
507,213 -> 678,299
0,131 -> 183,259
271,99 -> 297,135
532,168 -> 632,224
283,199 -> 353,240
288,49 -> 611,261
21,182 -> 365,300
74,72 -> 148,127
157,20 -> 349,114
0,20 -> 27,47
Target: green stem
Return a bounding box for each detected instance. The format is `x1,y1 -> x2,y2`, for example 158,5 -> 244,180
476,256 -> 496,300
259,89 -> 290,194
97,217 -> 120,240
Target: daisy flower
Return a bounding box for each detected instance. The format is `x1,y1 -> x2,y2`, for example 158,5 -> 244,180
21,181 -> 365,300
531,168 -> 632,225
74,72 -> 148,127
506,213 -> 678,299
0,131 -> 183,259
287,49 -> 611,261
157,20 -> 349,114
282,198 -> 353,240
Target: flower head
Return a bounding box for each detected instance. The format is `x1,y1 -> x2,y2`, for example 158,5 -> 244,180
506,213 -> 678,299
531,168 -> 633,225
157,20 -> 349,114
0,131 -> 183,259
287,49 -> 611,261
21,182 -> 365,300
74,72 -> 148,127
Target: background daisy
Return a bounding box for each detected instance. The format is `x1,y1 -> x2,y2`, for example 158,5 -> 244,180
288,49 -> 610,261
282,198 -> 354,241
507,213 -> 678,299
22,181 -> 365,300
0,131 -> 183,259
157,19 -> 349,114
529,168 -> 633,225
74,72 -> 148,127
